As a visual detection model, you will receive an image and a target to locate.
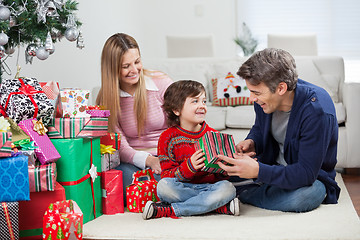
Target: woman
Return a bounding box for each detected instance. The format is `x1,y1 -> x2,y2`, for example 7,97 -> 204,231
96,33 -> 172,204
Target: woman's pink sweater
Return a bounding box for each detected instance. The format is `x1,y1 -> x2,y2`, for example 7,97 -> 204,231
115,71 -> 172,169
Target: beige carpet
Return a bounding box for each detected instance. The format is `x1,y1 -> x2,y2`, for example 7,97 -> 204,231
83,174 -> 360,240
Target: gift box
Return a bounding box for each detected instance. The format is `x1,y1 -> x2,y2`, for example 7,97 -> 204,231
51,138 -> 102,224
28,162 -> 57,192
0,154 -> 30,202
47,117 -> 108,139
102,169 -> 124,214
0,202 -> 19,240
60,89 -> 90,118
39,81 -> 61,118
195,131 -> 236,174
100,132 -> 121,150
43,200 -> 83,240
0,131 -> 12,158
19,118 -> 61,165
100,143 -> 120,172
126,169 -> 159,213
0,78 -> 55,125
19,182 -> 66,239
7,117 -> 30,143
86,109 -> 110,118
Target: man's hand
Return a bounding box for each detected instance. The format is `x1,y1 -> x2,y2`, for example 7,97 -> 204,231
217,153 -> 259,179
145,155 -> 161,175
190,149 -> 205,170
236,139 -> 256,157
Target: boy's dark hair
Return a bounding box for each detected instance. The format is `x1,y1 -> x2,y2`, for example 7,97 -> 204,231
163,80 -> 206,127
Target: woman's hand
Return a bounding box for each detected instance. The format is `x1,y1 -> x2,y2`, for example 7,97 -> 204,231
145,155 -> 161,175
190,149 -> 205,171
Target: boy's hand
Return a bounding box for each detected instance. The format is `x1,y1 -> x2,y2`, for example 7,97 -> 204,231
190,149 -> 205,170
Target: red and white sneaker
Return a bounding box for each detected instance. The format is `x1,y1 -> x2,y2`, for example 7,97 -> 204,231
142,201 -> 177,220
215,198 -> 240,216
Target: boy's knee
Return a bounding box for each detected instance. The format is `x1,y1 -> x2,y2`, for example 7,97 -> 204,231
157,178 -> 180,202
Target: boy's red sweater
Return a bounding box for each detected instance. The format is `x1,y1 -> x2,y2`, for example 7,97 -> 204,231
157,122 -> 228,184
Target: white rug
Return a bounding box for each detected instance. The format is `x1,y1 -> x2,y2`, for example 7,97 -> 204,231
83,174 -> 360,240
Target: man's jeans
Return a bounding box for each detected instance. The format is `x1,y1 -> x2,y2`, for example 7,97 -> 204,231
157,178 -> 236,217
236,180 -> 326,212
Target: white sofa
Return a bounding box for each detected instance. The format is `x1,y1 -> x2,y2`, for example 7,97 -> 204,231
141,56 -> 360,169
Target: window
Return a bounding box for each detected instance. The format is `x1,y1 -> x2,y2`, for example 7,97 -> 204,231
236,0 -> 360,59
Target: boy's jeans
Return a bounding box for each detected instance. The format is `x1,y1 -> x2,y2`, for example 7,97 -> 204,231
236,180 -> 326,212
157,178 -> 236,217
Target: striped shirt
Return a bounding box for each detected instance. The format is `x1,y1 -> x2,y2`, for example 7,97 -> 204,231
115,71 -> 172,169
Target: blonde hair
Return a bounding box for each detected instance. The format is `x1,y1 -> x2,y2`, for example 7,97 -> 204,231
96,33 -> 147,134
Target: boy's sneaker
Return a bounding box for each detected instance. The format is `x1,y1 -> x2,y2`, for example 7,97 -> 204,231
142,201 -> 177,220
215,198 -> 240,216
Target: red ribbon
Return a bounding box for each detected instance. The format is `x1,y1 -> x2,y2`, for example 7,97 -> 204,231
4,78 -> 44,118
0,105 -> 7,117
1,203 -> 15,240
58,139 -> 100,219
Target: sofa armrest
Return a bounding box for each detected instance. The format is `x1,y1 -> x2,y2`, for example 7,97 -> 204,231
343,82 -> 360,167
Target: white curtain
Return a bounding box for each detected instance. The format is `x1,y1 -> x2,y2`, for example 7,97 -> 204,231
236,0 -> 360,59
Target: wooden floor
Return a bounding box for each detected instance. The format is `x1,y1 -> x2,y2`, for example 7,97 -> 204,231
342,168 -> 360,217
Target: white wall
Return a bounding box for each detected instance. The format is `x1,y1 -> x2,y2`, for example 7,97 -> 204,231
4,0 -> 237,104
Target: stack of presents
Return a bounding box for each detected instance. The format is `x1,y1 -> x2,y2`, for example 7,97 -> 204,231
0,77 -> 237,240
0,77 -> 125,240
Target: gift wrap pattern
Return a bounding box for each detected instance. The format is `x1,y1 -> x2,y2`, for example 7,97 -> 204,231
43,200 -> 83,240
0,155 -> 30,202
0,78 -> 54,125
100,132 -> 121,150
0,202 -> 19,240
28,162 -> 57,192
126,169 -> 159,213
19,118 -> 61,165
60,89 -> 90,118
47,117 -> 108,139
0,131 -> 12,158
51,138 -> 102,224
195,131 -> 236,174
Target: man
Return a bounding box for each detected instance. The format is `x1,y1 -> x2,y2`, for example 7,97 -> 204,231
218,48 -> 340,212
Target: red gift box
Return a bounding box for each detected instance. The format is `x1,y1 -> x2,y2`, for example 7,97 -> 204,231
43,200 -> 83,240
126,169 -> 159,213
102,169 -> 124,214
19,182 -> 66,239
100,132 -> 121,150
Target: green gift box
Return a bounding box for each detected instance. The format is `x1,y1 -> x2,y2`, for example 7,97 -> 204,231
51,138 -> 102,224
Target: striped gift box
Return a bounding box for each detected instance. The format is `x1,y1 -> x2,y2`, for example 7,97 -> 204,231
47,117 -> 108,138
0,131 -> 12,157
195,131 -> 236,174
28,162 -> 57,192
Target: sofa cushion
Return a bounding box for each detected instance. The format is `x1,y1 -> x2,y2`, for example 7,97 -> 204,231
334,102 -> 346,124
225,105 -> 255,129
205,105 -> 227,130
211,72 -> 252,106
295,58 -> 339,103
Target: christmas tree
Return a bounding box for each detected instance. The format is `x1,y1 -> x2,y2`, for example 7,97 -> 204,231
0,0 -> 83,83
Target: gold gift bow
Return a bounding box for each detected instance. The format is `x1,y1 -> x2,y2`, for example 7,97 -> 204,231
100,144 -> 116,154
32,118 -> 48,135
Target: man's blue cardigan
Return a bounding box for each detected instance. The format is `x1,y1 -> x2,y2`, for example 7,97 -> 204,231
247,79 -> 340,204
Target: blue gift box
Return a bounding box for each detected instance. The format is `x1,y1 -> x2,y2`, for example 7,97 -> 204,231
0,155 -> 30,202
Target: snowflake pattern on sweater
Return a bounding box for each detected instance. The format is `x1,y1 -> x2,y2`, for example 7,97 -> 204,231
158,122 -> 228,184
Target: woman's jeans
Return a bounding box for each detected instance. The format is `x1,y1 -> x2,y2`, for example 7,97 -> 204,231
157,178 -> 236,217
115,163 -> 161,206
236,180 -> 326,212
